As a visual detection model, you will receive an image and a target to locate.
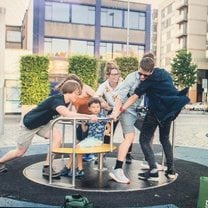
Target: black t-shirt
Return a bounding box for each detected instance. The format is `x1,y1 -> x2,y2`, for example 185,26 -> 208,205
23,94 -> 69,130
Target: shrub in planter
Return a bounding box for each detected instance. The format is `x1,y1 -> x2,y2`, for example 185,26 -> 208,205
115,56 -> 138,79
20,55 -> 50,114
68,55 -> 98,89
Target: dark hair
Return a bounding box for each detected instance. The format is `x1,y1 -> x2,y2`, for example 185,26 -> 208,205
88,97 -> 101,107
55,74 -> 83,91
140,57 -> 154,72
60,80 -> 81,95
143,52 -> 155,60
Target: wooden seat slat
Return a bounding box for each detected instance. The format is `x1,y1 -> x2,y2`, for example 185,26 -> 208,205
52,144 -> 117,154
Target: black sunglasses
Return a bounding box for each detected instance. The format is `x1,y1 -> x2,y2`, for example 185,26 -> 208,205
138,72 -> 151,78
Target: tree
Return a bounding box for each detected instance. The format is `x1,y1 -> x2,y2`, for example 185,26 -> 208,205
171,49 -> 197,89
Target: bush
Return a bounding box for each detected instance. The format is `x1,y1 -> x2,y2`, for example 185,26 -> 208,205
20,55 -> 50,105
115,56 -> 138,79
68,55 -> 98,89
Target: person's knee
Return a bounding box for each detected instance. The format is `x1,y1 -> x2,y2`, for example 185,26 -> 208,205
16,148 -> 27,157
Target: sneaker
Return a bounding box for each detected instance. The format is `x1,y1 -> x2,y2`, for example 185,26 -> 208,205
60,166 -> 71,177
165,169 -> 176,179
138,170 -> 159,181
125,153 -> 133,164
42,166 -> 60,178
0,163 -> 7,173
141,161 -> 164,171
83,154 -> 95,162
68,168 -> 85,177
109,168 -> 130,184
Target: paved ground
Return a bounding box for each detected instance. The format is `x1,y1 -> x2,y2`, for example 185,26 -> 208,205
0,111 -> 208,207
1,110 -> 208,149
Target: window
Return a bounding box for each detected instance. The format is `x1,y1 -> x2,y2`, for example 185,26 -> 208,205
45,2 -> 70,22
44,38 -> 69,57
71,5 -> 95,25
100,42 -> 144,59
5,80 -> 20,101
6,31 -> 21,42
44,38 -> 94,57
101,8 -> 123,27
70,40 -> 94,55
124,11 -> 145,30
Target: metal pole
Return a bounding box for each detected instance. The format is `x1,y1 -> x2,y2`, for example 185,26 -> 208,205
72,119 -> 76,187
126,0 -> 130,56
0,8 -> 6,136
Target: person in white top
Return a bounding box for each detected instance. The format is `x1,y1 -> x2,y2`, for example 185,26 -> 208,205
95,62 -> 134,161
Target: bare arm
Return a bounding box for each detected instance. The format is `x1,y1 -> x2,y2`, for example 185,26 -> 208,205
56,106 -> 97,121
110,97 -> 122,119
122,94 -> 139,111
84,84 -> 95,97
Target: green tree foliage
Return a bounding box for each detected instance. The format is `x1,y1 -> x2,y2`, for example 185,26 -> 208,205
68,55 -> 98,89
20,55 -> 50,105
171,49 -> 197,89
115,57 -> 138,79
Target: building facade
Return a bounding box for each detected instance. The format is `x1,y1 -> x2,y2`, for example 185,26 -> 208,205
156,0 -> 208,103
3,0 -> 151,113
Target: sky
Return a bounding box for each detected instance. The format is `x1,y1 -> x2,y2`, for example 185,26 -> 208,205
0,0 -> 164,25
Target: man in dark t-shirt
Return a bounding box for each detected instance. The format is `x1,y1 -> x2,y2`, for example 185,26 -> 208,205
0,80 -> 97,178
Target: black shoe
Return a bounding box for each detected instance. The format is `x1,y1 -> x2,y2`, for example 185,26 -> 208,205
60,166 -> 71,177
165,169 -> 176,179
138,170 -> 159,181
125,153 -> 132,164
42,166 -> 60,179
0,163 -> 8,173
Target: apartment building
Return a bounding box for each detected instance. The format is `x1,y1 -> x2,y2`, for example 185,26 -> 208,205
156,0 -> 208,103
2,0 -> 152,113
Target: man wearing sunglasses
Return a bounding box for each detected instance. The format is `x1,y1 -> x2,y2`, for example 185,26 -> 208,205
111,57 -> 189,182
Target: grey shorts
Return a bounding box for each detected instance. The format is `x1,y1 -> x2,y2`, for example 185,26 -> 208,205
17,122 -> 51,149
119,111 -> 137,135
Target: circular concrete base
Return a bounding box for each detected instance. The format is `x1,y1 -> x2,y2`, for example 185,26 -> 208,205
23,157 -> 177,192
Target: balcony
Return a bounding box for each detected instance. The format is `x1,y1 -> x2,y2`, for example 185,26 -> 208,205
176,0 -> 188,10
175,13 -> 188,24
176,27 -> 187,38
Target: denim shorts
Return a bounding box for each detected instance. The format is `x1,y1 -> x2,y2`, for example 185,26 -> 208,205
119,111 -> 137,135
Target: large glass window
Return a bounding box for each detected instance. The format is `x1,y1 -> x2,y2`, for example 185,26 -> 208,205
100,42 -> 144,59
45,2 -> 70,22
44,38 -> 69,57
124,11 -> 145,30
44,38 -> 94,57
101,8 -> 123,27
70,40 -> 94,55
71,5 -> 95,25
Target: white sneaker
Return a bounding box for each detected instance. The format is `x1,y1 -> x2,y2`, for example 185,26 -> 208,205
141,161 -> 165,171
109,168 -> 130,184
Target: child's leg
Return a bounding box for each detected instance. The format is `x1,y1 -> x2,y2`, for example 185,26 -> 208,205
77,154 -> 83,170
65,155 -> 73,169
